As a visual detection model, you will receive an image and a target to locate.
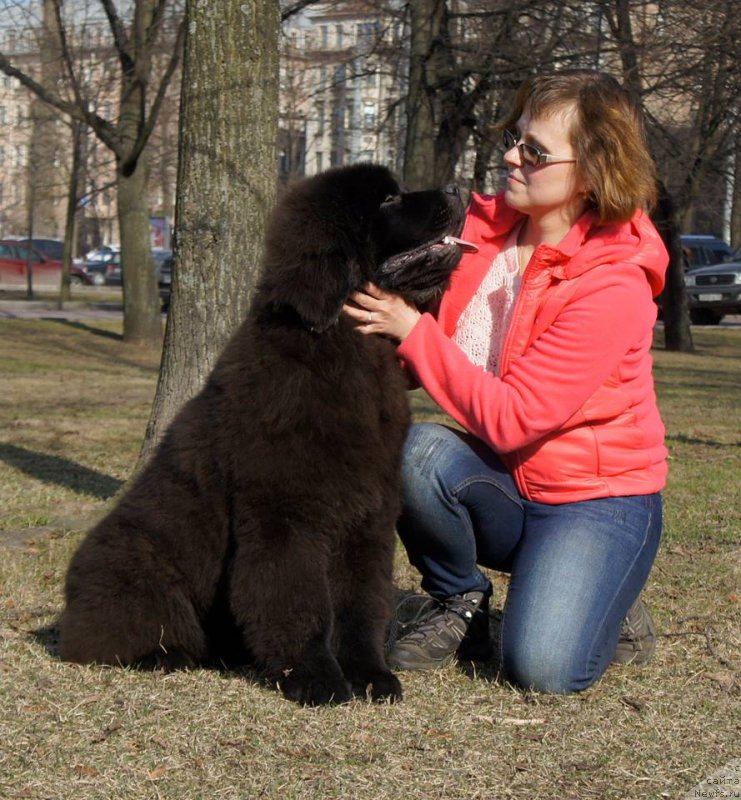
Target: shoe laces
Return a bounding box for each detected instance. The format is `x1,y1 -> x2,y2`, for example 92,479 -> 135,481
401,594 -> 482,646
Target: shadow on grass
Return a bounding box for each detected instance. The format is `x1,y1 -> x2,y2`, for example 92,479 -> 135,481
30,621 -> 266,689
666,433 -> 740,448
44,318 -> 124,341
32,624 -> 60,658
0,443 -> 123,499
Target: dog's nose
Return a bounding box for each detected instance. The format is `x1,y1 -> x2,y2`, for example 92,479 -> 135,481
443,184 -> 460,196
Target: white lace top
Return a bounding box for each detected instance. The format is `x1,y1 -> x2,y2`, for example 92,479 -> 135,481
452,225 -> 522,376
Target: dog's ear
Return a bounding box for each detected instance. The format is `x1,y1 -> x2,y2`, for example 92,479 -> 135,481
275,249 -> 361,332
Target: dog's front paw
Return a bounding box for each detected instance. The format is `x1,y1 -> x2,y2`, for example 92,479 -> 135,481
278,668 -> 353,706
349,668 -> 403,703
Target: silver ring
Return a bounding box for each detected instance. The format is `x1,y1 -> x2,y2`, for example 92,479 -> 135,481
366,311 -> 373,323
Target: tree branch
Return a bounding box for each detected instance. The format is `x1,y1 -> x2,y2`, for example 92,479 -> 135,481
0,51 -> 119,155
120,16 -> 186,176
98,0 -> 134,74
51,0 -> 85,121
281,0 -> 322,22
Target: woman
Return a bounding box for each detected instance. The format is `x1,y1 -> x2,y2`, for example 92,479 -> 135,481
343,70 -> 669,694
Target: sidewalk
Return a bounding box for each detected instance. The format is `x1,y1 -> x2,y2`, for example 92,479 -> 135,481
0,297 -> 125,321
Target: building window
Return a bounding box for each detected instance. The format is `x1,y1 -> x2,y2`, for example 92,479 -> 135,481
320,25 -> 328,48
336,24 -> 343,48
316,101 -> 325,136
363,102 -> 376,130
316,152 -> 324,172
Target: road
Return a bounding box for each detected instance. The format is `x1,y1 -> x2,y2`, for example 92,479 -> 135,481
0,297 -> 739,328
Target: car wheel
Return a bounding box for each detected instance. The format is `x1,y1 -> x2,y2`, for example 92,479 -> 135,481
70,275 -> 83,286
690,308 -> 722,325
92,273 -> 106,286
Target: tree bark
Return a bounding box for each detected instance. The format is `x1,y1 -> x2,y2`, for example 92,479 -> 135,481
118,153 -> 162,345
28,0 -> 64,239
138,0 -> 280,463
58,120 -> 82,308
652,185 -> 694,352
731,130 -> 741,250
403,0 -> 446,190
115,0 -> 171,345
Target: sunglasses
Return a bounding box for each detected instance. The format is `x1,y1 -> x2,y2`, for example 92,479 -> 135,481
502,129 -> 576,167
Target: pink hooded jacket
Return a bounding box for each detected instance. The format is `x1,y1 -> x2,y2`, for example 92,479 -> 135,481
397,192 -> 670,503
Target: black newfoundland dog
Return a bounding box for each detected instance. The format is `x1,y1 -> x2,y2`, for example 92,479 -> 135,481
58,164 -> 465,705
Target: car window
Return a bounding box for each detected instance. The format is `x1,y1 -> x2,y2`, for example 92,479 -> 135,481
684,247 -> 704,267
0,244 -> 14,258
14,245 -> 41,262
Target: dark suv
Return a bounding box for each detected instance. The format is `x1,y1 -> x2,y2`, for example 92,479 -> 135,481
680,235 -> 732,269
684,255 -> 741,324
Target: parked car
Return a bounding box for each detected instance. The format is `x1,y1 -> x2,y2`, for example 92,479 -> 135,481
157,252 -> 173,310
84,244 -> 121,263
78,248 -> 173,293
68,264 -> 94,286
76,259 -> 116,286
7,237 -> 66,262
0,239 -> 92,287
680,235 -> 732,269
684,259 -> 741,324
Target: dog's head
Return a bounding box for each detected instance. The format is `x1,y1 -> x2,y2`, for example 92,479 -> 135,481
260,164 -> 466,332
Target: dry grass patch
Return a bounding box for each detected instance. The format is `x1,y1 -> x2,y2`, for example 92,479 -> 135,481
0,319 -> 739,800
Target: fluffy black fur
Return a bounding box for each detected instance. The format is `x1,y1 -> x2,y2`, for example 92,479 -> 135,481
58,164 -> 465,706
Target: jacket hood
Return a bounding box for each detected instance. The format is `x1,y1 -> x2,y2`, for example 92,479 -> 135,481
465,192 -> 669,297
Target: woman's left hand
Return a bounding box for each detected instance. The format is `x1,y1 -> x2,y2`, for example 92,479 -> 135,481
342,283 -> 422,342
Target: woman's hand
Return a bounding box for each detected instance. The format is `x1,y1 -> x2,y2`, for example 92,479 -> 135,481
342,283 -> 422,342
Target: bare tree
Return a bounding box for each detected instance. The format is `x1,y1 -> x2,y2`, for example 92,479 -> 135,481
139,0 -> 280,463
58,120 -> 84,306
0,0 -> 185,345
596,0 -> 693,350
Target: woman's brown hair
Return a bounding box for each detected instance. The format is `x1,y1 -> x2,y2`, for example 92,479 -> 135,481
500,70 -> 658,224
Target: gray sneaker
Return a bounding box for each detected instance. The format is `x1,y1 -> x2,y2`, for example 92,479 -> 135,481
613,598 -> 657,665
387,591 -> 492,671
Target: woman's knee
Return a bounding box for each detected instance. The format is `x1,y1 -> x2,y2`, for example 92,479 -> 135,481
501,632 -> 605,695
400,424 -> 461,509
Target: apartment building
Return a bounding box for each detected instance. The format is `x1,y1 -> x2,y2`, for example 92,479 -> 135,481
1,1 -> 735,244
0,11 -> 176,249
279,1 -> 407,181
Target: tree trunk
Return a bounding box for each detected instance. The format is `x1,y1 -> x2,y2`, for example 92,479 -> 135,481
653,185 -> 694,352
115,2 -> 167,347
730,130 -> 741,250
606,0 -> 694,351
403,0 -> 446,190
58,121 -> 82,308
28,0 -> 63,238
118,151 -> 162,345
138,0 -> 280,464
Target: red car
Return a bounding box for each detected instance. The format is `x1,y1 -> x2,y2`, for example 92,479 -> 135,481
0,240 -> 92,287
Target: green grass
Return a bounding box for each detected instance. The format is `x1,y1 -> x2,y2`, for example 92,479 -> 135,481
0,319 -> 739,800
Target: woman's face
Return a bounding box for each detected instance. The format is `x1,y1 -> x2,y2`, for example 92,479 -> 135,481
503,102 -> 588,225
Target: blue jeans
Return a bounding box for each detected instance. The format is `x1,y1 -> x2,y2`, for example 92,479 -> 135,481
397,423 -> 663,694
